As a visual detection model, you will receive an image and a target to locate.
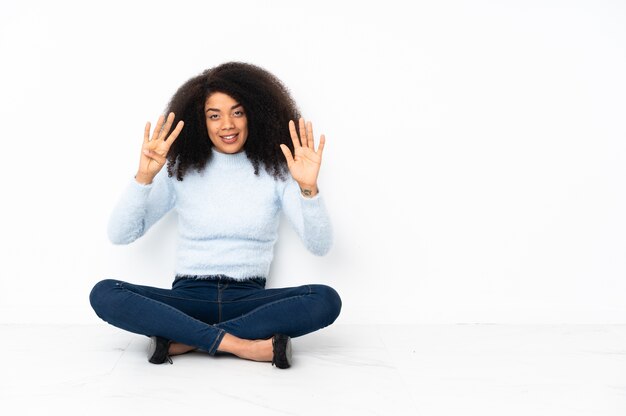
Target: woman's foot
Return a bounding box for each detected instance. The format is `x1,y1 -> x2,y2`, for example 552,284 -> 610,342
271,334 -> 292,369
148,339 -> 197,365
148,336 -> 172,364
169,342 -> 197,356
218,334 -> 273,362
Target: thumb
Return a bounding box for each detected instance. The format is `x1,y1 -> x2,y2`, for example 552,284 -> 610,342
143,149 -> 166,165
280,144 -> 294,166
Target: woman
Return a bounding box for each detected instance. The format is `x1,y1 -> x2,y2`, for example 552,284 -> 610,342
89,62 -> 341,369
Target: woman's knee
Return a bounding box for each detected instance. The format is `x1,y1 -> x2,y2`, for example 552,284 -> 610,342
310,284 -> 342,326
89,279 -> 122,319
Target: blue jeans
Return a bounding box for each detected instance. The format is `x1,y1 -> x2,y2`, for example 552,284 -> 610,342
89,276 -> 342,355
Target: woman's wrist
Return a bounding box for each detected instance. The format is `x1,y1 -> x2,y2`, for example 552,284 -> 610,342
298,183 -> 318,198
135,171 -> 155,185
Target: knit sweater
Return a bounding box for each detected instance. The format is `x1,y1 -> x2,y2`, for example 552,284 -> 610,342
107,150 -> 332,280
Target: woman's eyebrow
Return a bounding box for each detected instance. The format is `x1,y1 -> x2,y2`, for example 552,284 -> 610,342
205,103 -> 243,113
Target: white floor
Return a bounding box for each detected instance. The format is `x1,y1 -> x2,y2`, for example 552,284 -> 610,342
2,324 -> 625,415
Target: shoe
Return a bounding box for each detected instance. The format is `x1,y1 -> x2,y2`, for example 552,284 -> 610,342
271,334 -> 292,369
148,336 -> 173,364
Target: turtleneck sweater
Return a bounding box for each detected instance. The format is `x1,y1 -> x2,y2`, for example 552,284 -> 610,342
107,150 -> 332,280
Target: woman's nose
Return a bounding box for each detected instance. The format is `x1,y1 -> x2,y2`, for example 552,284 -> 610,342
221,116 -> 234,129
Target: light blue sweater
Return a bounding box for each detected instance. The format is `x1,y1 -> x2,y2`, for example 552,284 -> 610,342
108,150 -> 332,280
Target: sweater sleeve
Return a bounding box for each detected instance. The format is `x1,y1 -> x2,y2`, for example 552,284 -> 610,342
279,178 -> 333,256
107,169 -> 176,245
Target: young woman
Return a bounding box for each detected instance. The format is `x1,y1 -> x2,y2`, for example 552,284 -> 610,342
89,62 -> 341,369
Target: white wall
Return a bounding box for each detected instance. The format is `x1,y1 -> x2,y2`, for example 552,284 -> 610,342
1,0 -> 624,324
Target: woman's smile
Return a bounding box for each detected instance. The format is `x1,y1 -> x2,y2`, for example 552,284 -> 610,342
220,133 -> 239,144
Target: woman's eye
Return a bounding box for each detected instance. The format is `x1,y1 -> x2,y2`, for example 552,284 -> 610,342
233,110 -> 244,117
208,114 -> 219,120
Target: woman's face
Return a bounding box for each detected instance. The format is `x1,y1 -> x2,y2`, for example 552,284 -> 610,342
204,92 -> 248,154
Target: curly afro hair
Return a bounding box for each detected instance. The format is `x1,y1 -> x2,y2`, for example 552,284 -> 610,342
164,62 -> 301,181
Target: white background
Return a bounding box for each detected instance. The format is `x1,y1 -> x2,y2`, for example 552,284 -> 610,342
0,0 -> 624,325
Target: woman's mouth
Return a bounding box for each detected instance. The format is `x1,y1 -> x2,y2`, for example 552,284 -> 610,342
220,133 -> 238,144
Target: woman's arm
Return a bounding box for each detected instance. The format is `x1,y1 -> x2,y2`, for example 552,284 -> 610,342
108,113 -> 183,244
280,178 -> 333,256
107,169 -> 176,244
279,118 -> 332,255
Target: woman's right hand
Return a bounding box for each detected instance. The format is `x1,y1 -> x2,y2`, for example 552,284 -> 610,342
135,112 -> 184,185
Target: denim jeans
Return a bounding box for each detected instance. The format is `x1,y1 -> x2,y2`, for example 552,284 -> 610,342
89,276 -> 342,355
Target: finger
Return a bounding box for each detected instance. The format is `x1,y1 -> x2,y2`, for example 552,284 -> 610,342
306,121 -> 314,150
164,120 -> 184,150
317,134 -> 325,157
279,144 -> 295,166
144,122 -> 151,144
143,149 -> 166,165
158,112 -> 176,141
151,115 -> 165,142
288,120 -> 301,149
299,118 -> 308,148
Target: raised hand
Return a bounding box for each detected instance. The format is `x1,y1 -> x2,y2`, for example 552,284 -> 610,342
280,118 -> 325,197
136,112 -> 184,184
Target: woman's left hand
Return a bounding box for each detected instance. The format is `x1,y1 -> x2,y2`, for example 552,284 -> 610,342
280,118 -> 325,197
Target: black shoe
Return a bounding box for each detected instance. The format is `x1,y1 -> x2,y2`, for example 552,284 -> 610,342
148,336 -> 173,364
272,334 -> 292,369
